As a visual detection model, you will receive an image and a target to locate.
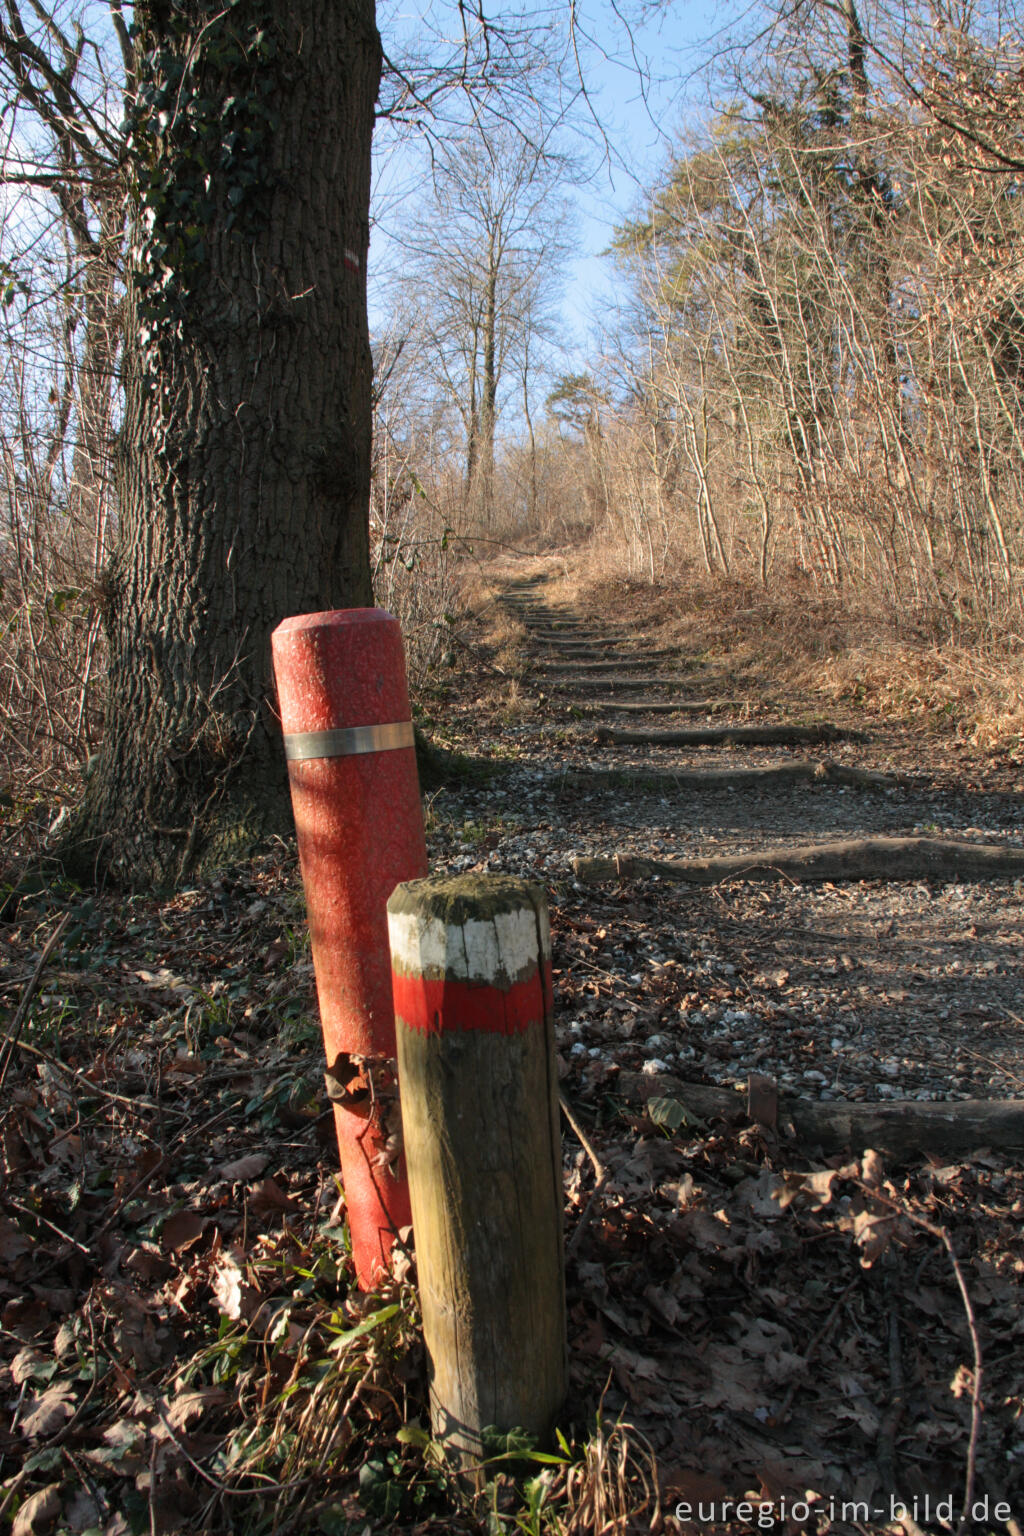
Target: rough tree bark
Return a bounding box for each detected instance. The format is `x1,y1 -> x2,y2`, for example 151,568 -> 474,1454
64,0 -> 381,885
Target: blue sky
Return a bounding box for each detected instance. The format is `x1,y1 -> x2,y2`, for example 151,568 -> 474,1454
368,0 -> 744,364
554,0 -> 732,350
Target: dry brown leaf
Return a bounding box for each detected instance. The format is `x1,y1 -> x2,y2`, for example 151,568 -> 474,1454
152,1386 -> 229,1441
248,1176 -> 296,1215
217,1153 -> 268,1182
677,1208 -> 731,1249
11,1484 -> 62,1536
850,1209 -> 901,1267
775,1165 -> 855,1210
63,1488 -> 103,1534
734,1171 -> 786,1218
950,1363 -> 976,1399
763,1348 -> 808,1386
11,1346 -> 44,1385
0,1216 -> 32,1263
644,1283 -> 683,1328
20,1382 -> 75,1438
160,1211 -> 209,1254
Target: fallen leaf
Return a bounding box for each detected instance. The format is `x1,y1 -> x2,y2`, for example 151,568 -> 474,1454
64,1488 -> 103,1533
20,1383 -> 75,1438
677,1208 -> 731,1250
11,1484 -> 62,1536
217,1153 -> 268,1182
248,1177 -> 297,1216
763,1348 -> 808,1386
734,1171 -> 786,1218
0,1215 -> 31,1262
644,1283 -> 683,1328
160,1211 -> 210,1254
124,1246 -> 172,1282
95,1417 -> 145,1464
162,1386 -> 229,1433
776,1166 -> 854,1211
950,1363 -> 976,1399
850,1209 -> 901,1267
263,938 -> 289,968
647,1096 -> 699,1132
11,1347 -> 46,1385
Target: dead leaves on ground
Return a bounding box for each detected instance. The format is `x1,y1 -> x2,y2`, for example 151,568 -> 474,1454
0,857 -> 433,1534
2,850 -> 1023,1533
563,1106 -> 1024,1528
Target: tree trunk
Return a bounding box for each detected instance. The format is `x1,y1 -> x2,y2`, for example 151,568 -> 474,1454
480,245 -> 498,525
63,0 -> 381,886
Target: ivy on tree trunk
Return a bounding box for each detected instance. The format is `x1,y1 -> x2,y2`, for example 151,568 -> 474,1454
65,0 -> 381,886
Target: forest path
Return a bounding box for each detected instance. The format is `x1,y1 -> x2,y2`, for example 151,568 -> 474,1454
437,568 -> 1024,1113
422,566 -> 1024,1519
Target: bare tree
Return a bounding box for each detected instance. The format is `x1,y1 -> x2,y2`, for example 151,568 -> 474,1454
396,121 -> 574,527
589,0 -> 1024,623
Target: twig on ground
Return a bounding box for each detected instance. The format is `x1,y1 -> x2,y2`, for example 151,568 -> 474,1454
5,1195 -> 90,1256
876,1283 -> 906,1493
560,1093 -> 608,1258
772,1275 -> 859,1427
853,1181 -> 983,1536
0,910 -> 72,1091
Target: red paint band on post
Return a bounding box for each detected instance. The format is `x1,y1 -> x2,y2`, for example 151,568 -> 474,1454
392,963 -> 553,1036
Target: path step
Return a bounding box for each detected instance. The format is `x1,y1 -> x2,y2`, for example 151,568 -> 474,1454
537,675 -> 705,694
526,632 -> 634,646
585,699 -> 749,715
545,759 -> 897,794
530,649 -> 680,665
532,658 -> 682,676
594,722 -> 865,747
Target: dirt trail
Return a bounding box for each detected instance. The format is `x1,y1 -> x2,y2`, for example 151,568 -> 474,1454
440,569 -> 1024,1111
420,569 -> 1024,1527
417,569 -> 1024,1526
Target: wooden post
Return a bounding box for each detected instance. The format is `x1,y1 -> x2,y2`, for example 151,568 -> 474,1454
387,874 -> 567,1468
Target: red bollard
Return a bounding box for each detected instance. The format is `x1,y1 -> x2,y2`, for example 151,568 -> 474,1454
271,609 -> 428,1286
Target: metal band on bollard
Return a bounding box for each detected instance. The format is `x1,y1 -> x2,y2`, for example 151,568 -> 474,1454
283,719 -> 415,761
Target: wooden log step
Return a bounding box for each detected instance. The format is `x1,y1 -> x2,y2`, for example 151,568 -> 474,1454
589,699 -> 748,715
554,759 -> 897,794
525,627 -> 602,640
573,833 -> 1024,887
532,648 -> 680,665
595,722 -> 868,746
535,658 -> 675,676
527,631 -> 633,645
543,675 -> 701,694
620,1073 -> 1024,1159
528,637 -> 665,653
502,604 -> 575,618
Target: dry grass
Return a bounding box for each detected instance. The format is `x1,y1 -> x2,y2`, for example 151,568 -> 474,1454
814,641 -> 1024,751
556,1419 -> 662,1535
